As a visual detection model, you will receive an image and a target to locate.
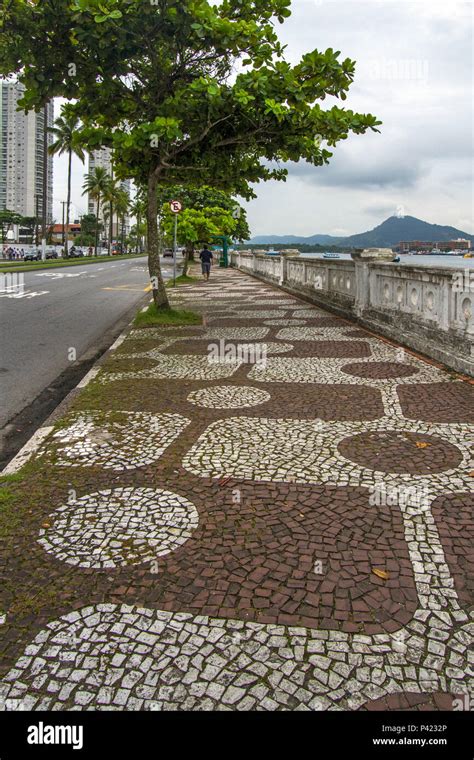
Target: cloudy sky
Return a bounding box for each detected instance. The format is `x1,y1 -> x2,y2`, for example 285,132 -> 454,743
53,0 -> 473,238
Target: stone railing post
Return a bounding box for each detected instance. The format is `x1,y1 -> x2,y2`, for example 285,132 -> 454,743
351,248 -> 394,317
279,255 -> 287,286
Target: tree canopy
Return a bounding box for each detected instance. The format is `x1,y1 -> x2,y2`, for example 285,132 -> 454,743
1,0 -> 381,306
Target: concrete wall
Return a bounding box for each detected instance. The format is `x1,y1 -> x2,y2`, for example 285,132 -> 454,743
231,252 -> 474,376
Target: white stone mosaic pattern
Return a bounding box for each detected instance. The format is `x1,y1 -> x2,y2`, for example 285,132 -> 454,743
276,327 -> 364,341
244,299 -> 298,305
38,488 -> 199,569
43,412 -> 190,471
264,319 -> 308,327
2,269 -> 471,713
183,416 -> 473,492
125,342 -> 294,362
280,304 -> 316,310
98,355 -> 242,384
0,602 -> 470,711
247,356 -> 449,386
213,310 -> 285,319
129,327 -> 205,340
293,309 -> 332,318
201,328 -> 270,340
187,386 -> 271,409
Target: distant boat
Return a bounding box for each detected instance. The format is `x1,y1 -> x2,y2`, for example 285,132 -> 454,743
323,252 -> 340,259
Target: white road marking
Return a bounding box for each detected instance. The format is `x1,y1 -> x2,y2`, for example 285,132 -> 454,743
0,289 -> 50,299
76,366 -> 101,388
109,334 -> 127,351
2,425 -> 54,475
35,271 -> 95,279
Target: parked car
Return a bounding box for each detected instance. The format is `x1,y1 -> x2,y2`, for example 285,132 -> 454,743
163,248 -> 174,257
46,250 -> 58,259
68,247 -> 83,258
24,251 -> 40,262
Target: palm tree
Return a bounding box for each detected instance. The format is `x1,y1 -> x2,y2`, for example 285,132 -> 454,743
49,107 -> 85,257
130,196 -> 145,254
82,167 -> 111,256
115,189 -> 130,254
102,177 -> 122,255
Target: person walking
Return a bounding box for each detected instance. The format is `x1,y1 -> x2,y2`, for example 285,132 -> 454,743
199,245 -> 213,281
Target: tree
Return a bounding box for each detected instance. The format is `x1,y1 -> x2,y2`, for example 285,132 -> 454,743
19,216 -> 38,244
159,186 -> 250,273
49,105 -> 85,256
75,213 -> 102,247
0,210 -> 23,247
129,196 -> 146,255
102,176 -> 120,255
158,185 -> 250,255
114,188 -> 130,253
1,0 -> 380,309
82,167 -> 110,255
80,214 -> 101,236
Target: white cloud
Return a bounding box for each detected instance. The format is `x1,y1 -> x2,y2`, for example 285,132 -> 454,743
53,0 -> 473,236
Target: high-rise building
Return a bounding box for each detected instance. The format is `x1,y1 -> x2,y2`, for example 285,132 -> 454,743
0,81 -> 54,228
87,147 -> 130,241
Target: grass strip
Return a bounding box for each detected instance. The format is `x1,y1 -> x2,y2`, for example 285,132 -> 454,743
134,303 -> 202,328
0,252 -> 146,273
166,274 -> 199,287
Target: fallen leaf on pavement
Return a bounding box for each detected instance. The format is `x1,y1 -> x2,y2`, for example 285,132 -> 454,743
371,568 -> 389,580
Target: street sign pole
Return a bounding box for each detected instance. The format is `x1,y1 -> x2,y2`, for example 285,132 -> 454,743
169,200 -> 182,287
173,212 -> 177,287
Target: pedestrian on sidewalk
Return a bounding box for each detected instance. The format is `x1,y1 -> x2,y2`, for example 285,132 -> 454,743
199,245 -> 213,281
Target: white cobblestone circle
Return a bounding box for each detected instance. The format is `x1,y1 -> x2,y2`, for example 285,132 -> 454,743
44,412 -> 190,471
38,487 -> 199,569
187,385 -> 271,409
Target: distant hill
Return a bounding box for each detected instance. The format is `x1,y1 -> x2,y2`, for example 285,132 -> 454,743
248,233 -> 337,245
248,216 -> 474,248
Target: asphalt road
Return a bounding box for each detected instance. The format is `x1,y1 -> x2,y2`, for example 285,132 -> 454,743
0,256 -> 176,462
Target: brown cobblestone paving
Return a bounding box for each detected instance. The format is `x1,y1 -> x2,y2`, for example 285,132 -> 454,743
0,267 -> 472,712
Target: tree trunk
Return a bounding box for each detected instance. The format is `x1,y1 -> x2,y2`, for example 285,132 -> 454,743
95,197 -> 100,257
66,149 -> 72,257
183,243 -> 193,276
135,213 -> 141,255
108,203 -> 113,256
147,171 -> 169,309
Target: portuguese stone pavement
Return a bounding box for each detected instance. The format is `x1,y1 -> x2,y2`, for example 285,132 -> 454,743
0,266 -> 472,711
